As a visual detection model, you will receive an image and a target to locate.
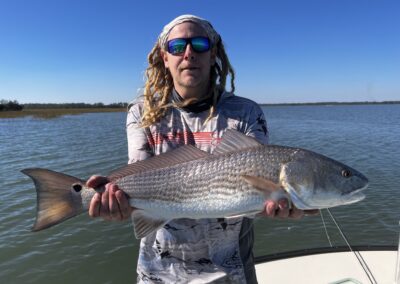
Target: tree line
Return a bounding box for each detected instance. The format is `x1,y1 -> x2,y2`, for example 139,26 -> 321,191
0,100 -> 24,111
23,102 -> 128,109
260,101 -> 400,106
0,100 -> 128,111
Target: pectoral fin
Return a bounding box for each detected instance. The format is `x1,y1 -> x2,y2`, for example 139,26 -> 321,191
242,175 -> 290,204
131,210 -> 168,239
241,175 -> 282,192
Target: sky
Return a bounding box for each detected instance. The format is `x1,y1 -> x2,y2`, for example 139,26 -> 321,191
0,0 -> 399,104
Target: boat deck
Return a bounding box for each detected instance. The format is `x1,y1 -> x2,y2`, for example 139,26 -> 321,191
255,246 -> 397,284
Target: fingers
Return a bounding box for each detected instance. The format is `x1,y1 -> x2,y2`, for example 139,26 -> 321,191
276,199 -> 290,218
88,183 -> 132,221
86,175 -> 109,188
108,184 -> 122,221
262,199 -> 290,218
89,192 -> 101,218
115,190 -> 134,219
265,200 -> 278,217
99,185 -> 111,221
262,199 -> 318,220
109,184 -> 134,220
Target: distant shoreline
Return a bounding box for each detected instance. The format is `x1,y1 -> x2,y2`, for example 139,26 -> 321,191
1,101 -> 399,119
259,101 -> 400,106
0,107 -> 126,119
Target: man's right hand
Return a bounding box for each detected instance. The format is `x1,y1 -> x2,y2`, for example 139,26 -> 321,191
86,175 -> 133,221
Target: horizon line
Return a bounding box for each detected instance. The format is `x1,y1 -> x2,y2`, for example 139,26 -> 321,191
17,100 -> 400,106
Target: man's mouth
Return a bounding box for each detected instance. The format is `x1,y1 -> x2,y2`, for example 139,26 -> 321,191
182,67 -> 199,71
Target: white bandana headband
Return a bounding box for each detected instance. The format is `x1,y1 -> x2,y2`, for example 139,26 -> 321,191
158,15 -> 220,50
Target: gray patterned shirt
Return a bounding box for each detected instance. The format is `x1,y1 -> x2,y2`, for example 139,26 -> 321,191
126,91 -> 268,283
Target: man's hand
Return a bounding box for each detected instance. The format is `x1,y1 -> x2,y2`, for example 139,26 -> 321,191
260,198 -> 319,219
87,175 -> 133,221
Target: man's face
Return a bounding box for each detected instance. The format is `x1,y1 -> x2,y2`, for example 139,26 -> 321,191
162,22 -> 215,99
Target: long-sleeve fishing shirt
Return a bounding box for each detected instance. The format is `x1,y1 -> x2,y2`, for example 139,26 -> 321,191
126,90 -> 269,284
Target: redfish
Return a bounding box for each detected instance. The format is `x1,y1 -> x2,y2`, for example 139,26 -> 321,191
22,130 -> 368,239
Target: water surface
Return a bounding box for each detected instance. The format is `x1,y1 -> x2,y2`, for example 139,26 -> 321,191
0,105 -> 399,283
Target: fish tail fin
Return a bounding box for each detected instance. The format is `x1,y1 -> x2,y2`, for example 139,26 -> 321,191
21,168 -> 84,231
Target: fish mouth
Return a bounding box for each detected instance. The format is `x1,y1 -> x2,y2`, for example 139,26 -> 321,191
342,184 -> 368,203
345,183 -> 368,196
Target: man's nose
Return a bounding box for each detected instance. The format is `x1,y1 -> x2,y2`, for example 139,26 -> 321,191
183,43 -> 195,60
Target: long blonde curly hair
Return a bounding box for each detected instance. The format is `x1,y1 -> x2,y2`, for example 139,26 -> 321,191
140,37 -> 235,127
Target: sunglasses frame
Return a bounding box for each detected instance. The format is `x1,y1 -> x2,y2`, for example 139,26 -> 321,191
166,36 -> 211,55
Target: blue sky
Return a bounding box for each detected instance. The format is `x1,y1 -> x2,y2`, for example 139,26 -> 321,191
0,0 -> 399,104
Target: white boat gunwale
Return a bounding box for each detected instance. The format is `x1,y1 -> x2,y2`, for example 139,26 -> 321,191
254,245 -> 397,284
254,244 -> 397,263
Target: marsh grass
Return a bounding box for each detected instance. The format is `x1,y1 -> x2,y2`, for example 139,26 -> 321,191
0,108 -> 126,119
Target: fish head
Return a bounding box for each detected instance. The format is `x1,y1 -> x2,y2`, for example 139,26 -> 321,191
280,150 -> 369,210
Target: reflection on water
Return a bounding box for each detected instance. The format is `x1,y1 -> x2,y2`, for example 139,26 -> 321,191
0,105 -> 399,283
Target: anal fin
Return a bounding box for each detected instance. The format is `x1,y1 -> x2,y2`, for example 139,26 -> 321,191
131,210 -> 168,239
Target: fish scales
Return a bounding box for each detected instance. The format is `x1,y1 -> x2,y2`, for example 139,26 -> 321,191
115,147 -> 286,219
122,148 -> 275,197
22,129 -> 368,237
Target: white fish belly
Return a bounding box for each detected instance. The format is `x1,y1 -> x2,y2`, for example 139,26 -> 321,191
129,192 -> 265,219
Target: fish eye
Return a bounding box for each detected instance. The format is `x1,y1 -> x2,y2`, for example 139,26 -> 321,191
72,183 -> 82,193
341,169 -> 352,178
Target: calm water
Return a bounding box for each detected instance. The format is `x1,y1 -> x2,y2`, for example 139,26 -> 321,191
1,105 -> 399,283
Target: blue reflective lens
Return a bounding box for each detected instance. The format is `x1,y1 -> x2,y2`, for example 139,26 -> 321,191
167,37 -> 210,55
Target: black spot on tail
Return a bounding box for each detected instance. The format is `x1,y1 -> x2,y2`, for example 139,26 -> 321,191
72,183 -> 82,192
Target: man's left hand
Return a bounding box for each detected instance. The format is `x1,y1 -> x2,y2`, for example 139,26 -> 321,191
260,198 -> 319,219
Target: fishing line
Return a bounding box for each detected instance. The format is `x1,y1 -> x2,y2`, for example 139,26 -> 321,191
326,208 -> 377,284
395,220 -> 400,284
320,209 -> 333,247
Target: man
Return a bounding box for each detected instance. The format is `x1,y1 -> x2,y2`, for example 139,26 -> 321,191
88,15 -> 314,283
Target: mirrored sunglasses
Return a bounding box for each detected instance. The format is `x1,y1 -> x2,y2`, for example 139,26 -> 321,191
167,37 -> 211,55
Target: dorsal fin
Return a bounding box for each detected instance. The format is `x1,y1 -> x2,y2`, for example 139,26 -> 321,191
108,145 -> 210,181
213,129 -> 262,155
